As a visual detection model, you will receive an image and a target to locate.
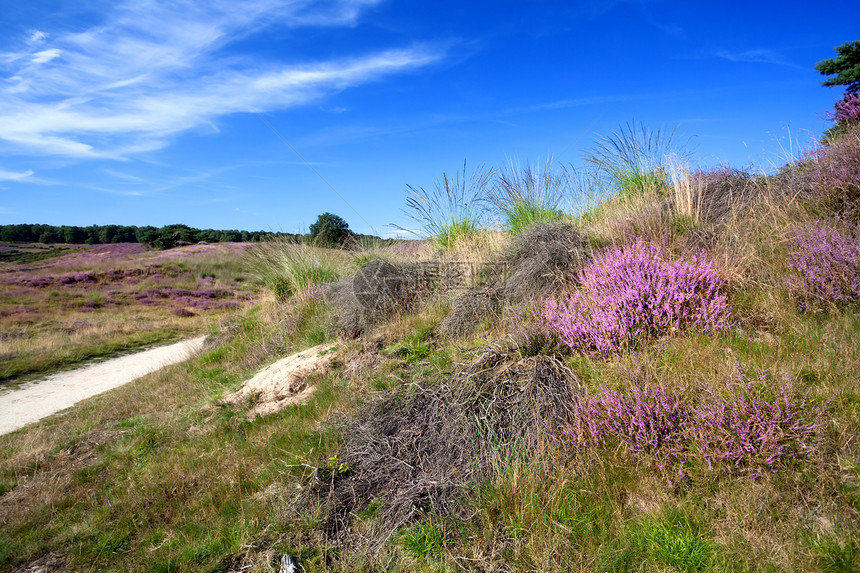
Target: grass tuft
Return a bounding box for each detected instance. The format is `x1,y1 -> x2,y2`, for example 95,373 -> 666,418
488,157 -> 570,234
584,121 -> 690,197
401,162 -> 493,248
246,238 -> 346,303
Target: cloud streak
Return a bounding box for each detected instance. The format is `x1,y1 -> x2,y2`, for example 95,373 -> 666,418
0,0 -> 442,159
0,168 -> 35,182
715,49 -> 804,70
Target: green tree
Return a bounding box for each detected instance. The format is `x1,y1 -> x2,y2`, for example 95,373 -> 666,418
816,40 -> 860,94
308,212 -> 351,247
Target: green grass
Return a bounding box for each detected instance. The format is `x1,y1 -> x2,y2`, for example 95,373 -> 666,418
625,509 -> 715,572
402,162 -> 492,248
400,522 -> 444,558
246,238 -> 346,302
488,158 -> 570,234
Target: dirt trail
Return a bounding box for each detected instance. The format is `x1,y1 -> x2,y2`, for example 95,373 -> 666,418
0,337 -> 207,436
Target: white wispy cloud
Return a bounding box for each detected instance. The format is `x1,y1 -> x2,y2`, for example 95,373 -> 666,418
0,168 -> 35,182
28,30 -> 48,43
715,49 -> 803,70
31,49 -> 61,64
0,0 -> 442,159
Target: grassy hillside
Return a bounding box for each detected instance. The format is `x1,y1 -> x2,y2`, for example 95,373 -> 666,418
1,123 -> 858,572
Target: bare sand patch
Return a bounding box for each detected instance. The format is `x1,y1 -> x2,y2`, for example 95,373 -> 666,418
223,342 -> 340,418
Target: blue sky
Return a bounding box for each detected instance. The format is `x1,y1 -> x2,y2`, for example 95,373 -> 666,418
1,0 -> 857,237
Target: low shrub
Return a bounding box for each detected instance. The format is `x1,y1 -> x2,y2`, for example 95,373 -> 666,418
541,240 -> 731,355
324,258 -> 433,338
690,167 -> 759,226
810,125 -> 860,213
786,219 -> 860,310
308,348 -> 582,547
439,285 -> 501,337
561,371 -> 824,478
502,222 -> 589,301
438,222 -> 589,338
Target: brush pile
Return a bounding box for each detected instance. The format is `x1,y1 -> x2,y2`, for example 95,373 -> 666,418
694,168 -> 761,226
441,222 -> 589,337
306,346 -> 582,548
324,259 -> 435,338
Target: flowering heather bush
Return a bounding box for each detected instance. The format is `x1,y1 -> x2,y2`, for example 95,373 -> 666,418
59,271 -> 96,284
562,372 -> 824,478
831,93 -> 860,125
541,240 -> 731,354
134,288 -> 169,300
192,288 -> 232,299
810,127 -> 860,210
787,219 -> 860,310
23,276 -> 53,288
566,383 -> 690,463
40,243 -> 145,268
689,373 -> 822,476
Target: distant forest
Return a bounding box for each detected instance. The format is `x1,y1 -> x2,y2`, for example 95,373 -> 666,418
0,223 -> 391,250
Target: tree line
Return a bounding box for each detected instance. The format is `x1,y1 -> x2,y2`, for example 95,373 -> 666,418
0,223 -> 297,249
0,221 -> 393,250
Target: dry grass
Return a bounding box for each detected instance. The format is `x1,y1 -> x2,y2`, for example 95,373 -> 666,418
667,160 -> 703,225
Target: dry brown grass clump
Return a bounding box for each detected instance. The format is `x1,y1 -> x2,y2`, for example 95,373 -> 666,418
306,347 -> 582,548
439,285 -> 502,337
501,222 -> 589,301
323,258 -> 435,338
686,168 -> 760,227
441,223 -> 589,337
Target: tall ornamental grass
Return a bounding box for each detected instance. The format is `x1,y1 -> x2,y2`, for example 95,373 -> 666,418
541,240 -> 731,355
488,158 -> 569,235
402,162 -> 493,248
584,122 -> 689,197
667,159 -> 704,225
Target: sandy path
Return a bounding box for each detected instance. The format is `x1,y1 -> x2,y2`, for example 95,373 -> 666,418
0,336 -> 207,436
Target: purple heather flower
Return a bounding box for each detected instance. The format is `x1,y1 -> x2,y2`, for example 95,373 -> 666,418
541,240 -> 731,354
787,219 -> 860,309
